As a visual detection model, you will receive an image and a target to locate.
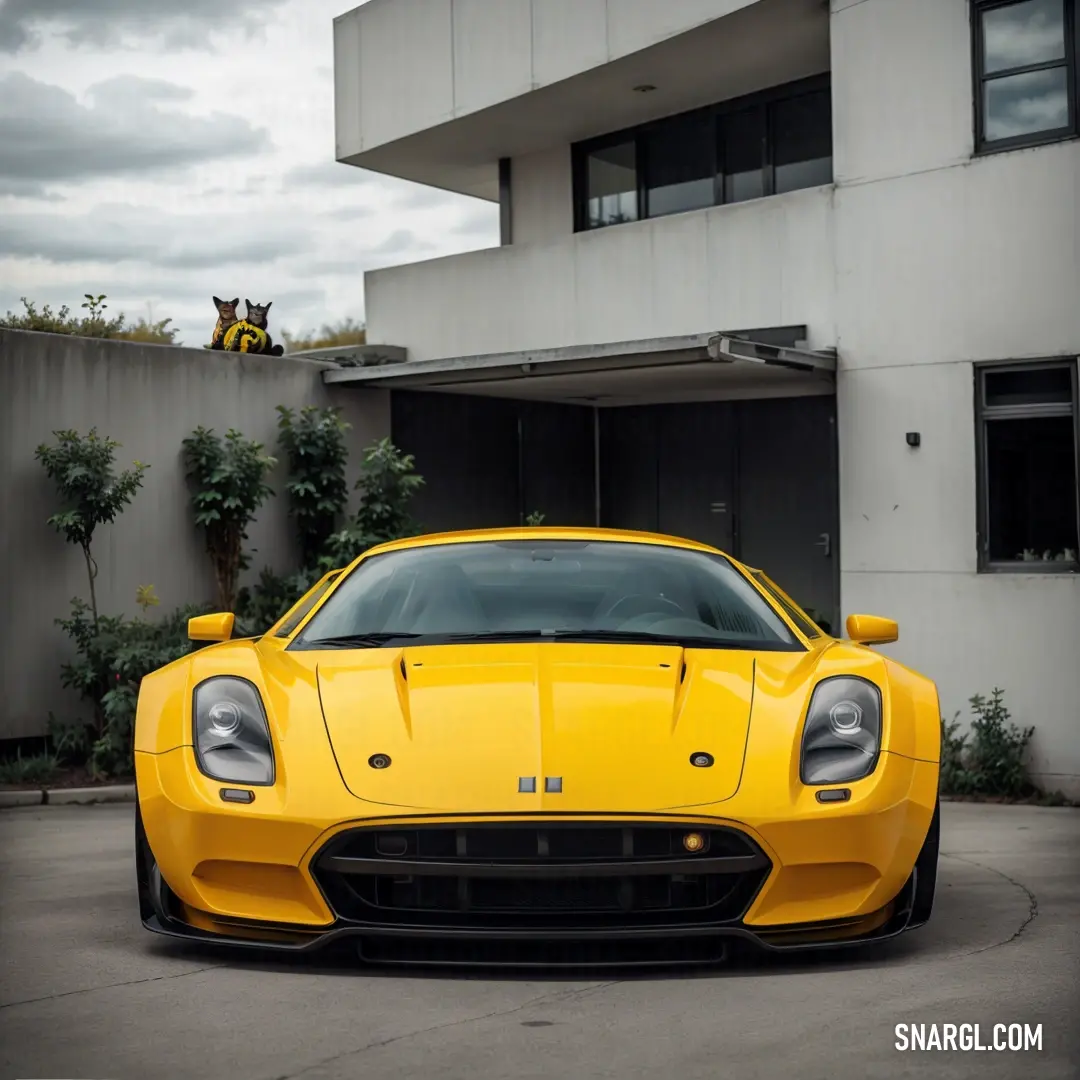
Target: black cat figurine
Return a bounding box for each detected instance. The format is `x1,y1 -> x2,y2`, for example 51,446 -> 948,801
223,300 -> 284,356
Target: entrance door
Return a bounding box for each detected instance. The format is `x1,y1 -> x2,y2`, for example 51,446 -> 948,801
657,402 -> 736,552
735,396 -> 838,633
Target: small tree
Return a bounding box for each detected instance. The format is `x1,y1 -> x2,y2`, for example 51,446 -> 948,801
114,316 -> 180,346
324,438 -> 424,566
182,428 -> 276,611
35,429 -> 148,625
276,405 -> 351,565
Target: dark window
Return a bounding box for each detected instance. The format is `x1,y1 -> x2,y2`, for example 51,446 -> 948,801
771,89 -> 834,194
584,141 -> 639,229
973,0 -> 1078,152
976,360 -> 1080,571
720,106 -> 766,204
642,113 -> 715,218
573,76 -> 832,231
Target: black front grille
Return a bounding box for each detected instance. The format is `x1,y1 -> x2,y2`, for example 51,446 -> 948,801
312,822 -> 770,931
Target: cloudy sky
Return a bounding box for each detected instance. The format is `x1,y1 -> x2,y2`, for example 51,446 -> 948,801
0,0 -> 499,345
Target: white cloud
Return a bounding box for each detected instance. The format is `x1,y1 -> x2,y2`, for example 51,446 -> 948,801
0,0 -> 499,347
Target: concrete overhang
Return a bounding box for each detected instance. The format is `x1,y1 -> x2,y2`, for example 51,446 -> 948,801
321,328 -> 836,407
335,0 -> 830,200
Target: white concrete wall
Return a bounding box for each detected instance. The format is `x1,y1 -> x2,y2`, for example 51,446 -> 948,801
511,146 -> 573,244
368,184 -> 837,357
830,0 -> 1080,796
334,0 -> 760,156
0,331 -> 389,740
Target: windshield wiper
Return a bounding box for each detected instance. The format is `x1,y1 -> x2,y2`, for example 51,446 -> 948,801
299,632 -> 423,649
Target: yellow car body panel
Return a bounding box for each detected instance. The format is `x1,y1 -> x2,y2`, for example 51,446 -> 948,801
134,526 -> 941,962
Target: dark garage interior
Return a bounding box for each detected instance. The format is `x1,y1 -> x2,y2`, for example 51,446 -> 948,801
390,390 -> 840,629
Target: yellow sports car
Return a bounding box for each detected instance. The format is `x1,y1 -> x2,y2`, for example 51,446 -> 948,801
134,528 -> 941,967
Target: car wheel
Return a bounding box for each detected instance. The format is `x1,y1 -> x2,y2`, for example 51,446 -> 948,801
909,798 -> 940,926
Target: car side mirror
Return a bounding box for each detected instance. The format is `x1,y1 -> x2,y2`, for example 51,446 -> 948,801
845,613 -> 898,645
188,612 -> 236,643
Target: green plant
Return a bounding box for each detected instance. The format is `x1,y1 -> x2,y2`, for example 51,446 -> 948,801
276,405 -> 351,565
113,316 -> 180,346
2,294 -> 179,343
0,749 -> 60,786
939,689 -> 1035,799
965,688 -> 1035,797
182,427 -> 276,611
36,429 -> 148,625
282,317 -> 366,354
55,594 -> 204,778
324,438 -> 425,566
524,510 -> 546,526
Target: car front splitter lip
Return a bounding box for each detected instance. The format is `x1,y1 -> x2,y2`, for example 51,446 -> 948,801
143,907 -> 920,963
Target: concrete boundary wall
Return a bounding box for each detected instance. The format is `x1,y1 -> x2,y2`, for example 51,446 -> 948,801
0,329 -> 389,739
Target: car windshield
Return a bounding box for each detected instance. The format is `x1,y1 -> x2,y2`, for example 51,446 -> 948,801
291,540 -> 802,651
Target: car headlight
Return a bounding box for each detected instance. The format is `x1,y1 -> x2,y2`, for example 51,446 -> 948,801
193,677 -> 275,786
800,676 -> 882,785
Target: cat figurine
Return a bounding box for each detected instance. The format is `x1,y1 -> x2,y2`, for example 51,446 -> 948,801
205,296 -> 239,350
223,300 -> 285,356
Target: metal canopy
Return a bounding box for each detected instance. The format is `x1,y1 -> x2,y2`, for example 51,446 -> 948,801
320,328 -> 836,407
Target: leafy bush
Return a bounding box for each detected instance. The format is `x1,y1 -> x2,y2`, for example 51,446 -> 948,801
36,428 -> 148,624
324,438 -> 425,566
54,595 -> 204,778
182,427 -> 276,611
2,294 -> 179,344
524,510 -> 546,526
276,405 -> 350,565
237,436 -> 424,635
939,689 -> 1036,799
0,750 -> 60,786
282,318 -> 366,354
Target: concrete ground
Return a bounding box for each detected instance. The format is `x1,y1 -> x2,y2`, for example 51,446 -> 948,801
0,802 -> 1076,1080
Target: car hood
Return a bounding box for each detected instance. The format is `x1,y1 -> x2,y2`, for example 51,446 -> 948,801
314,642 -> 762,813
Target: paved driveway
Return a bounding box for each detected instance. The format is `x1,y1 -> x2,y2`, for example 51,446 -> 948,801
0,802 -> 1076,1080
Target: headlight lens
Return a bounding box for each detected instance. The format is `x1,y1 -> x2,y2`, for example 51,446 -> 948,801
800,676 -> 882,785
193,677 -> 275,785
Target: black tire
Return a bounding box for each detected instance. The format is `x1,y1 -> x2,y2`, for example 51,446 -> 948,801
910,798 -> 940,926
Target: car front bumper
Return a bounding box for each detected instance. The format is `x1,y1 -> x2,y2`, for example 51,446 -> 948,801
135,746 -> 938,965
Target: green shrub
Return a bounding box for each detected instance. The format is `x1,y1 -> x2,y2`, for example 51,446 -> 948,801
2,294 -> 179,343
182,427 -> 276,611
939,688 -> 1035,799
276,405 -> 350,565
54,595 -> 205,779
324,438 -> 424,566
237,436 -> 424,635
0,750 -> 60,786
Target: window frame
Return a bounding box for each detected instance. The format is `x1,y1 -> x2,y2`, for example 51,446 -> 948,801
571,73 -> 832,233
971,0 -> 1079,155
974,357 -> 1080,573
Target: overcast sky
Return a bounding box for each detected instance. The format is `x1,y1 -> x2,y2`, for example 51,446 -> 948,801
0,0 -> 499,345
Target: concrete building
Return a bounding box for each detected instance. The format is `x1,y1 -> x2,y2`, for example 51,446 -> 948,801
330,0 -> 1080,796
